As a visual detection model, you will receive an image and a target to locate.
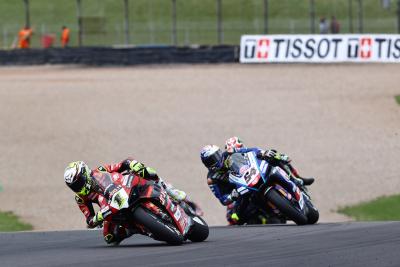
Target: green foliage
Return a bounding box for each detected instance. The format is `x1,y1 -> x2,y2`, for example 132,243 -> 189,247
395,95 -> 400,105
338,195 -> 400,221
0,0 -> 397,47
0,211 -> 33,232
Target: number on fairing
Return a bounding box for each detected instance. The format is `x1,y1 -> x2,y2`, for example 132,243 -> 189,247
244,167 -> 258,184
110,189 -> 129,210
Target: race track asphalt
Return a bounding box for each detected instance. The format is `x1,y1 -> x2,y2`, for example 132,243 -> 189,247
1,222 -> 400,267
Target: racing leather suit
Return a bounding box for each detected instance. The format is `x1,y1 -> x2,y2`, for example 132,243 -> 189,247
75,157 -> 184,244
207,148 -> 309,224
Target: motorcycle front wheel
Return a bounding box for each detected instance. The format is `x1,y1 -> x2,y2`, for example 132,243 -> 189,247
132,206 -> 184,245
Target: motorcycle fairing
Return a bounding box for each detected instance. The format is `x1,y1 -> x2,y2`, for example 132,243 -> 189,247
227,152 -> 263,193
134,181 -> 191,235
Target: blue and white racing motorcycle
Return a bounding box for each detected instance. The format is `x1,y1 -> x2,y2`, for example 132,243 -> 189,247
226,151 -> 319,225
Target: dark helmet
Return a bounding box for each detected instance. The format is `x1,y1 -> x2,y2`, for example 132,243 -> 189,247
200,145 -> 223,170
64,161 -> 92,195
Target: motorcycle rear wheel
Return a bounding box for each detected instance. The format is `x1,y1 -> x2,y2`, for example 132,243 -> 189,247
132,206 -> 184,245
187,216 -> 209,242
306,202 -> 319,224
265,189 -> 308,225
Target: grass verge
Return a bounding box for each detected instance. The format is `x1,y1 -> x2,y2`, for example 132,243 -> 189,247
0,211 -> 33,232
338,194 -> 400,221
395,95 -> 400,105
0,0 -> 398,47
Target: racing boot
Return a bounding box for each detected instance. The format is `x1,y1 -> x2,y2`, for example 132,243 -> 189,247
299,177 -> 315,186
292,177 -> 304,187
166,187 -> 187,202
158,178 -> 187,202
285,163 -> 315,186
105,226 -> 136,246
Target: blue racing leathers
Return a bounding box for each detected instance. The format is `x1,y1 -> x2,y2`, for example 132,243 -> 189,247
206,148 -> 262,205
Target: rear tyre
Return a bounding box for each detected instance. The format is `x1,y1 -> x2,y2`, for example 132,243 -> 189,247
187,216 -> 209,242
306,202 -> 319,224
265,189 -> 308,225
132,206 -> 184,245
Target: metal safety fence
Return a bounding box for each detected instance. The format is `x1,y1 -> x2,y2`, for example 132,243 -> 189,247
0,0 -> 399,49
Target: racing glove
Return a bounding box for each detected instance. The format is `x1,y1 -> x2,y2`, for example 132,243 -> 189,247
260,149 -> 277,159
87,211 -> 104,228
129,160 -> 159,180
227,189 -> 240,203
261,149 -> 291,163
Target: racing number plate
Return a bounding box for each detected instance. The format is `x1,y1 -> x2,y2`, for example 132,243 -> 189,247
244,167 -> 260,186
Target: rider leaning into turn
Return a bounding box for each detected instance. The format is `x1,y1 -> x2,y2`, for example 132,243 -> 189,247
224,137 -> 314,187
63,158 -> 186,245
201,136 -> 314,225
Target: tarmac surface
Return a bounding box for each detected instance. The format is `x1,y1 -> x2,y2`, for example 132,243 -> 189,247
1,222 -> 400,267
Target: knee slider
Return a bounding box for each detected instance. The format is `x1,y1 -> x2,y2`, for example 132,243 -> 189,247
104,234 -> 116,244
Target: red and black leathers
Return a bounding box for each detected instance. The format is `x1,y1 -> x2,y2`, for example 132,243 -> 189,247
74,157 -> 159,244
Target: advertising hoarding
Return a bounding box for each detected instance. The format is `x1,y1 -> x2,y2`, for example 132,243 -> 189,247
240,34 -> 400,63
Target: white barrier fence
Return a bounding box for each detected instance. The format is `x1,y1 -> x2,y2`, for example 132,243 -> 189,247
240,34 -> 400,63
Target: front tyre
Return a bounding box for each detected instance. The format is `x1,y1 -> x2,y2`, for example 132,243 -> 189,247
132,206 -> 184,245
265,189 -> 308,225
187,216 -> 209,242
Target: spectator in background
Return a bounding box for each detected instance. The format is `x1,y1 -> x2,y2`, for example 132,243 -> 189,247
330,16 -> 340,34
319,17 -> 329,34
18,25 -> 33,49
381,0 -> 391,9
61,26 -> 70,48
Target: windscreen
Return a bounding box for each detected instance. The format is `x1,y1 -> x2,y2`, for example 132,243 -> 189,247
91,172 -> 118,198
227,153 -> 250,176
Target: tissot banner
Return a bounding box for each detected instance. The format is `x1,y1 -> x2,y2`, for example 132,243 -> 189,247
240,34 -> 400,63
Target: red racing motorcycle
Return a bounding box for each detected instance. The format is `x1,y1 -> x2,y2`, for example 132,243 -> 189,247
98,172 -> 209,245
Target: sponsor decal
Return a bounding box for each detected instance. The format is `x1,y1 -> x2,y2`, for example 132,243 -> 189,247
239,165 -> 249,175
174,208 -> 181,220
64,168 -> 76,183
257,38 -> 270,58
109,189 -> 129,210
75,195 -> 84,204
240,34 -> 400,63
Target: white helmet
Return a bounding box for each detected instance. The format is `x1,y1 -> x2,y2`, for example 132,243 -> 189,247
64,161 -> 91,194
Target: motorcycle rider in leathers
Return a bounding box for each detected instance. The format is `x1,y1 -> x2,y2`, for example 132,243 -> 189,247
201,137 -> 314,225
63,158 -> 187,245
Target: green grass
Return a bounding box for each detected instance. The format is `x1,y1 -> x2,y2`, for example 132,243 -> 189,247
0,0 -> 398,48
338,195 -> 400,221
0,211 -> 33,232
395,95 -> 400,105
